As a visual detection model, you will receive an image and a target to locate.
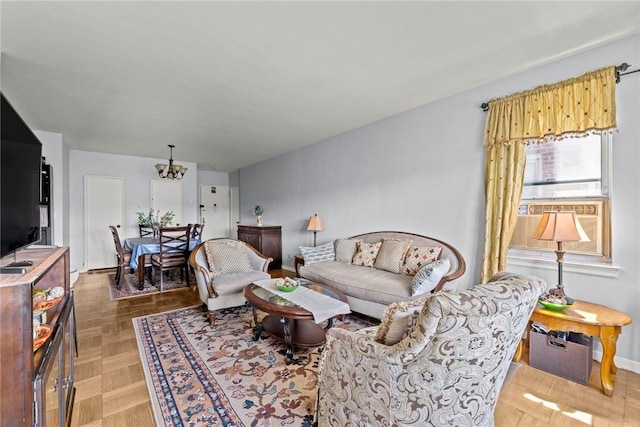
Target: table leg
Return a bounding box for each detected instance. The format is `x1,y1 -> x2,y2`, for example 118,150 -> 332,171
513,339 -> 524,362
137,254 -> 145,290
599,325 -> 620,397
281,317 -> 295,364
251,306 -> 264,341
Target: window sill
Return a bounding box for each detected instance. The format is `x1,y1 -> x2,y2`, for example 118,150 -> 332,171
506,255 -> 620,278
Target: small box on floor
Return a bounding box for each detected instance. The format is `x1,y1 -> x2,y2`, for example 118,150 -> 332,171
529,329 -> 593,385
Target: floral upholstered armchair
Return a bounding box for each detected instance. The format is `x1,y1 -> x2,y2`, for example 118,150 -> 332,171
316,272 -> 546,427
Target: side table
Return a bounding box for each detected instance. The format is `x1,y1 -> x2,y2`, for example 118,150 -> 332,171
518,299 -> 631,396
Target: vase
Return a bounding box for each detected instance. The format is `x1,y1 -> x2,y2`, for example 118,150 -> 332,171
256,215 -> 263,226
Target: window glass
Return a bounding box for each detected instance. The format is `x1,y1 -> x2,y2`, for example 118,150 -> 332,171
510,134 -> 611,260
522,134 -> 602,199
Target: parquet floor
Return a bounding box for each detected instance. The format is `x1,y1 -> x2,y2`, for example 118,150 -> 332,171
71,270 -> 639,427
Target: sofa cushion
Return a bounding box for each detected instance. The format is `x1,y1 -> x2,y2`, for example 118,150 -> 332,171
204,241 -> 252,276
374,238 -> 412,273
334,238 -> 360,264
211,270 -> 271,296
299,261 -> 413,306
402,245 -> 442,275
352,241 -> 382,267
411,259 -> 450,296
375,296 -> 430,345
300,241 -> 335,265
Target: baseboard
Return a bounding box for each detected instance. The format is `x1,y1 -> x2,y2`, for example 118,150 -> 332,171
593,350 -> 640,374
281,264 -> 296,273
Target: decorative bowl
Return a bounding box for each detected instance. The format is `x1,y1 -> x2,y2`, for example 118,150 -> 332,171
538,300 -> 570,311
276,283 -> 299,292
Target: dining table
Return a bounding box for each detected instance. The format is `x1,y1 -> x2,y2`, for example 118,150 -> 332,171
123,237 -> 201,289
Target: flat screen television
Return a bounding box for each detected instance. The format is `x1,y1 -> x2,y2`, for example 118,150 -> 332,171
1,92 -> 43,259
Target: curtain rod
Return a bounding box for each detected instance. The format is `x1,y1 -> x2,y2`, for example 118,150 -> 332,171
480,63 -> 637,112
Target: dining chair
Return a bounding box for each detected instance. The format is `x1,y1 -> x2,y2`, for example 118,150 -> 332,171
108,225 -> 131,290
151,226 -> 191,291
189,223 -> 205,240
139,224 -> 154,238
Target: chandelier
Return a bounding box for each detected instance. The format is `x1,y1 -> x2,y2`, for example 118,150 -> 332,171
155,144 -> 187,180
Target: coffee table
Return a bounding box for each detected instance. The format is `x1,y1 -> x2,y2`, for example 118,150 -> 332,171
243,280 -> 348,364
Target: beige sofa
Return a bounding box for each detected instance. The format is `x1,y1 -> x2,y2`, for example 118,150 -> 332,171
296,231 -> 466,319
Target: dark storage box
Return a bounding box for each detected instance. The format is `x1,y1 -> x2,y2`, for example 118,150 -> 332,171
529,330 -> 593,385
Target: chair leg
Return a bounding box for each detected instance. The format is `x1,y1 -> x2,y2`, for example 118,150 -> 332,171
115,265 -> 122,290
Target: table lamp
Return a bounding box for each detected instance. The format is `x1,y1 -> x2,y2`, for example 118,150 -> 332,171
532,211 -> 589,304
306,214 -> 324,247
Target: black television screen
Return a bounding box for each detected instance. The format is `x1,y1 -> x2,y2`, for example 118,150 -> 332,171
1,92 -> 43,258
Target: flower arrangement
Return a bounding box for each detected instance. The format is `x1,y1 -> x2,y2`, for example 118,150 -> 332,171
254,205 -> 264,216
136,209 -> 175,228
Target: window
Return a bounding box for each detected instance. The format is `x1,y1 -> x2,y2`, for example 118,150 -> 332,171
509,134 -> 611,260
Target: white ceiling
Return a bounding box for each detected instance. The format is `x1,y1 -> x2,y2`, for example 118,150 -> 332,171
1,1 -> 639,173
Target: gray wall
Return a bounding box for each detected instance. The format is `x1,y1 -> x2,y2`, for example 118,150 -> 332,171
238,35 -> 640,369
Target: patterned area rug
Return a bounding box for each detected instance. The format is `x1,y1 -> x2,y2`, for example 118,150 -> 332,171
133,304 -> 378,426
108,271 -> 193,301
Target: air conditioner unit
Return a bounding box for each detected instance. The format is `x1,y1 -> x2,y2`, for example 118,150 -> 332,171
511,202 -> 605,256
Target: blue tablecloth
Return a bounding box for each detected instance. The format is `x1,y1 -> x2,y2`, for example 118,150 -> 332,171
124,237 -> 201,269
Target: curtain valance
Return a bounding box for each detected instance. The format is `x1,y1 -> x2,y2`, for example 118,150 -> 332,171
484,66 -> 617,149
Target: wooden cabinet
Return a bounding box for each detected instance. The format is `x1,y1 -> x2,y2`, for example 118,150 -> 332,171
0,247 -> 75,426
237,225 -> 282,269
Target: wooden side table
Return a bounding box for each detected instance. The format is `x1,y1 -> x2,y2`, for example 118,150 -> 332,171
518,299 -> 631,396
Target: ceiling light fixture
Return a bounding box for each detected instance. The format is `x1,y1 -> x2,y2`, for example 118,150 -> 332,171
155,144 -> 187,180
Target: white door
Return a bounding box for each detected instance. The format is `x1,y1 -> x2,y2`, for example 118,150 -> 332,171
199,185 -> 230,240
85,175 -> 124,270
230,186 -> 240,240
150,179 -> 183,226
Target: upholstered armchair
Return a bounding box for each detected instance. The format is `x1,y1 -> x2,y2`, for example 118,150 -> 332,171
189,239 -> 272,324
317,273 -> 546,427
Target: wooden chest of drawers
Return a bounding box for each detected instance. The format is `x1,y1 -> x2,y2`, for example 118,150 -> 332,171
237,225 -> 282,269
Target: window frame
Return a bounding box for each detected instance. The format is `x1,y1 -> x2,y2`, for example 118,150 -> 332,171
508,133 -> 613,266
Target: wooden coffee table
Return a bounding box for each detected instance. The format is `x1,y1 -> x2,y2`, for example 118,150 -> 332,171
243,280 -> 348,364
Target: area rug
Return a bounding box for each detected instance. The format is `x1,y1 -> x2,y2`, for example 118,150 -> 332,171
108,271 -> 193,301
133,304 -> 378,426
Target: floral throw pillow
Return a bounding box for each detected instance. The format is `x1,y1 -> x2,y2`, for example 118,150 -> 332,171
402,245 -> 442,275
352,241 -> 382,267
375,296 -> 430,345
411,259 -> 450,296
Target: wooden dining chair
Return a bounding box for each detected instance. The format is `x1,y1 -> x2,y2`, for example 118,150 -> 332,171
139,224 -> 154,238
151,226 -> 191,291
109,225 -> 131,290
189,223 -> 205,241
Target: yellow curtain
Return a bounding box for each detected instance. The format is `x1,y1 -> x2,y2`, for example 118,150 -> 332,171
480,66 -> 617,282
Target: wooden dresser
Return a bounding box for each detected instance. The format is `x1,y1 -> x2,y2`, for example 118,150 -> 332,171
0,247 -> 75,426
237,225 -> 282,269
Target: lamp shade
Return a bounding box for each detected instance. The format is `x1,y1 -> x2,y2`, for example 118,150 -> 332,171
533,211 -> 590,242
306,214 -> 324,232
